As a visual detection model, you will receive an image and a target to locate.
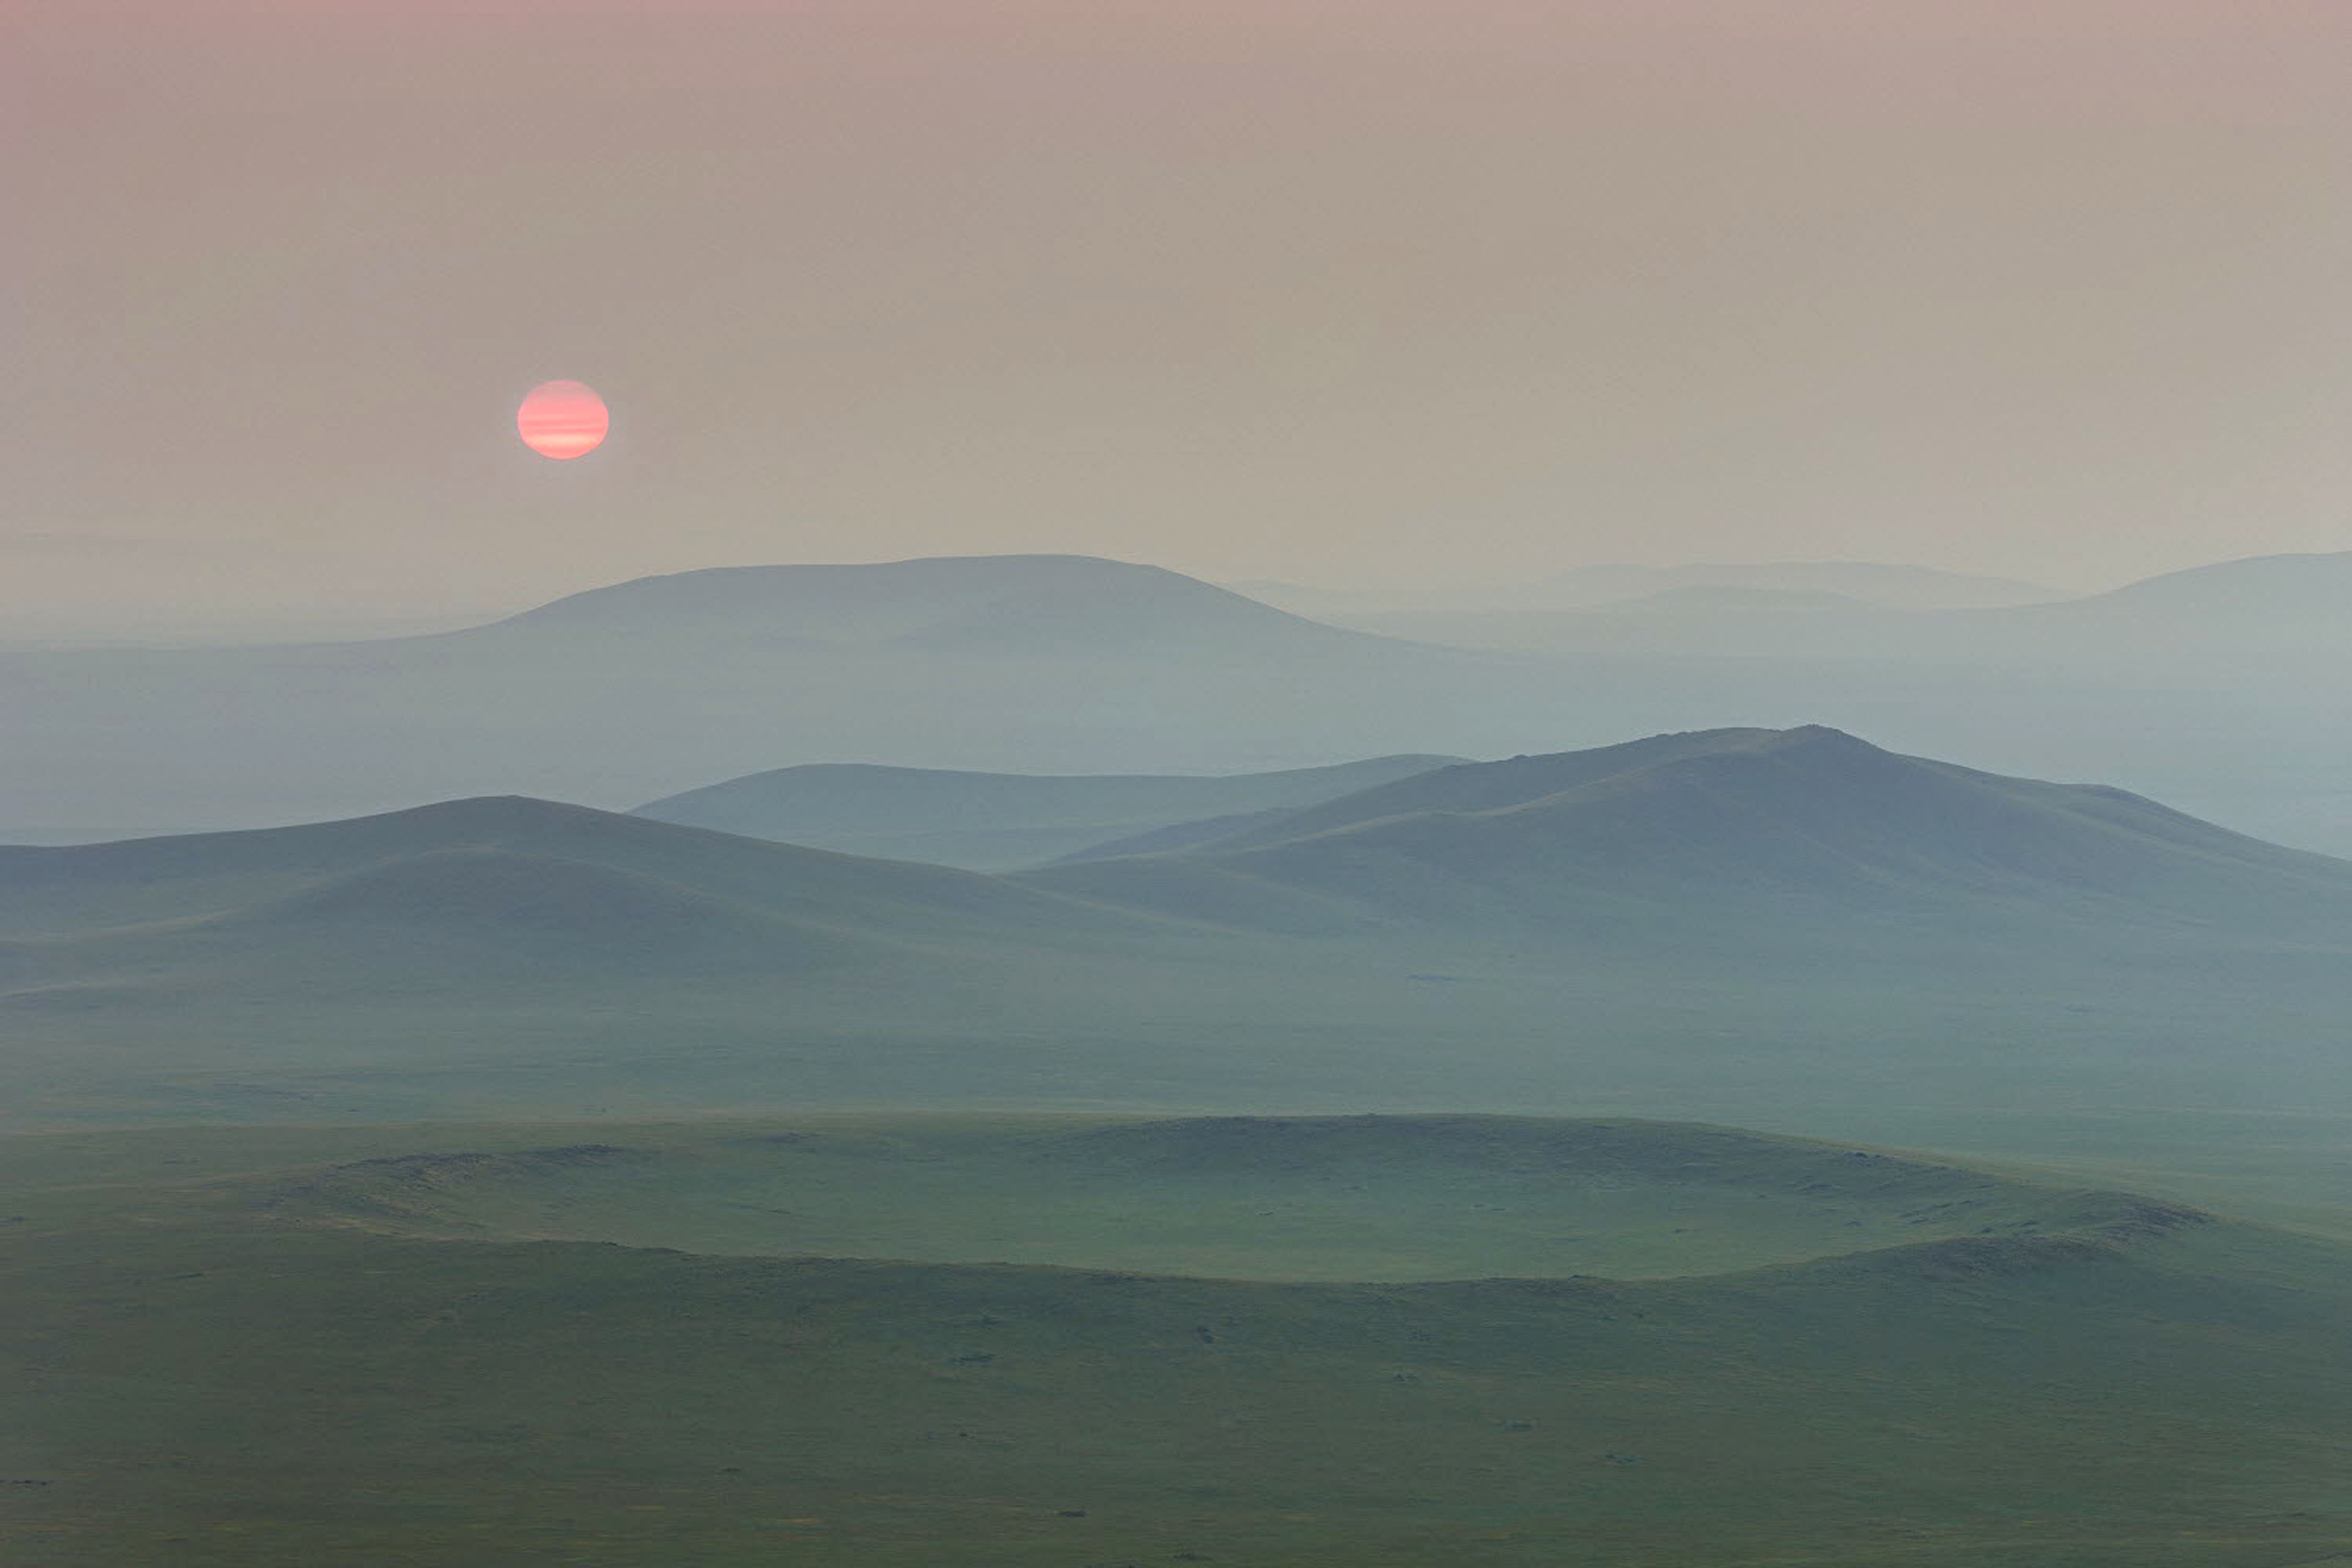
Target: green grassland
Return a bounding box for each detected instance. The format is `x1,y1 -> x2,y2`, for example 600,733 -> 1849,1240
266,1114 -> 2147,1281
6,1114 -> 2350,1567
9,932 -> 2348,1238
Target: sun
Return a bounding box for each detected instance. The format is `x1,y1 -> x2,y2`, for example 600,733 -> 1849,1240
516,380 -> 610,460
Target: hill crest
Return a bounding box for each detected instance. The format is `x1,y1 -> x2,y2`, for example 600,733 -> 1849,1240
476,553 -> 1383,659
1024,725 -> 2352,940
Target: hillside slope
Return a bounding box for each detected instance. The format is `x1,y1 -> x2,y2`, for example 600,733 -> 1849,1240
633,754 -> 1465,869
5,737 -> 2348,1138
0,797 -> 1181,1013
1027,726 -> 2352,940
0,794 -> 1110,942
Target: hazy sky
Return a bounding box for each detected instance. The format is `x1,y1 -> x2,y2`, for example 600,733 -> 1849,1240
11,0 -> 2350,620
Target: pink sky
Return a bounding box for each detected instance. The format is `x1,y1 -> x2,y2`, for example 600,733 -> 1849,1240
9,1 -> 2350,616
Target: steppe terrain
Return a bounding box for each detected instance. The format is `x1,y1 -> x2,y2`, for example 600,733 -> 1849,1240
9,1114 -> 2350,1567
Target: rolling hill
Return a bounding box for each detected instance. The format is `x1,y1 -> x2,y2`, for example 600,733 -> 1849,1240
1960,549 -> 2352,663
632,754 -> 1465,869
1026,725 -> 2352,941
0,796 -> 1194,1024
2041,548 -> 2352,624
489,553 -> 1378,658
1224,554 -> 2352,861
5,727 -> 2350,1158
0,793 -> 1111,944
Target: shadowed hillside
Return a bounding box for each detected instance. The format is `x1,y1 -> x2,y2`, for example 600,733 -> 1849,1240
1029,726 -> 2352,939
633,754 -> 1465,868
0,797 -> 1167,1003
4,735 -> 2348,1157
0,795 -> 1111,941
217,849 -> 870,976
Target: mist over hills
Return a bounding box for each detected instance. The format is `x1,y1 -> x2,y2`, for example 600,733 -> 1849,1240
5,728 -> 2348,1140
0,555 -> 1516,845
1322,549 -> 2352,663
2070,549 -> 2352,620
1235,559 -> 2067,617
632,754 -> 1465,869
1235,551 -> 2352,855
1963,550 -> 2352,667
1545,560 -> 2069,609
2,550 -> 2344,858
18,727 -> 2340,961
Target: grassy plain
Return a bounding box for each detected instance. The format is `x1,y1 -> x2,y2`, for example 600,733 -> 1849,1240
9,937 -> 2348,1236
6,1114 -> 2350,1567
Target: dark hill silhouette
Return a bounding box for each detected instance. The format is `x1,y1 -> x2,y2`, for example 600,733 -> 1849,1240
480,554 -> 1381,658
632,754 -> 1465,869
1025,726 -> 2352,939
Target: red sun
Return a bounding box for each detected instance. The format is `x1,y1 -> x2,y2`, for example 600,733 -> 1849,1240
517,380 -> 610,460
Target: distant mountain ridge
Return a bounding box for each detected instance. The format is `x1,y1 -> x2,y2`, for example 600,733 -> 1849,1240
5,549 -> 2346,858
0,553 -> 1496,846
1314,550 -> 2352,661
1231,559 -> 2067,617
1536,560 -> 2067,610
481,553 -> 1379,658
2079,549 -> 2352,615
1980,550 -> 2352,646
